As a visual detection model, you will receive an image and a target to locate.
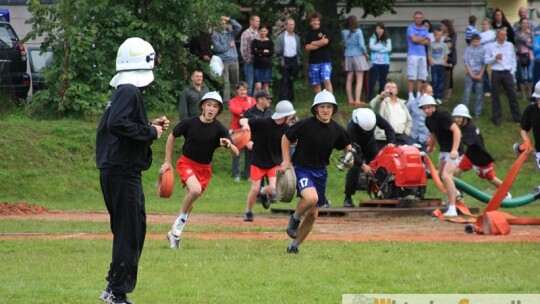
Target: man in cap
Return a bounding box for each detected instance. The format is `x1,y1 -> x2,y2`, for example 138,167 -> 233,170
281,90 -> 352,253
239,100 -> 296,221
418,94 -> 463,217
97,37 -> 170,304
163,91 -> 239,250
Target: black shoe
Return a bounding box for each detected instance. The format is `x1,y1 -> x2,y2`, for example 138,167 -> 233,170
286,214 -> 300,239
100,287 -> 133,304
321,199 -> 331,208
261,193 -> 271,209
243,211 -> 253,222
343,197 -> 355,208
269,194 -> 277,203
286,245 -> 299,254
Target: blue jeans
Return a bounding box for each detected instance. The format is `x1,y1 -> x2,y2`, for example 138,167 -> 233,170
461,73 -> 483,117
431,65 -> 445,100
368,64 -> 389,100
483,72 -> 491,93
244,63 -> 254,96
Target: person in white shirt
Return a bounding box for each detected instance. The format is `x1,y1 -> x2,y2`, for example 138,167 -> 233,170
479,18 -> 496,96
484,28 -> 521,126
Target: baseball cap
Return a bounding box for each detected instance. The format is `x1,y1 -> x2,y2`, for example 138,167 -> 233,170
255,91 -> 273,99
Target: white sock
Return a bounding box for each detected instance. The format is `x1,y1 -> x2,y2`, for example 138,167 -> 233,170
416,91 -> 421,99
260,187 -> 266,195
446,205 -> 457,213
409,92 -> 414,100
173,212 -> 188,233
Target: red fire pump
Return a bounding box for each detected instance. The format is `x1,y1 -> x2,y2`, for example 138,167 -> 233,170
367,145 -> 427,199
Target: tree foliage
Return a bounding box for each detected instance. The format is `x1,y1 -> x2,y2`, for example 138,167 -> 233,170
23,0 -> 396,118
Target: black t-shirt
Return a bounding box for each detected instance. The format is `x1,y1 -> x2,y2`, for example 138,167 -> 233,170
521,103 -> 540,151
96,84 -> 157,172
243,105 -> 274,120
171,116 -> 230,164
460,120 -> 493,166
306,27 -> 332,64
347,113 -> 396,166
286,116 -> 350,169
251,39 -> 274,69
425,109 -> 463,153
250,117 -> 289,168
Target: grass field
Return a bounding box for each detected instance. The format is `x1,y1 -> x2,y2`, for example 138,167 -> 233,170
1,88 -> 540,303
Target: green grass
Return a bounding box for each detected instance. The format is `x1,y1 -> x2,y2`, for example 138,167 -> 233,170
1,239 -> 539,303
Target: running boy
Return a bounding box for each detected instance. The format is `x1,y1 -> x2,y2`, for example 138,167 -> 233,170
282,90 -> 352,253
452,104 -> 510,198
163,92 -> 239,249
418,95 -> 463,217
239,100 -> 296,221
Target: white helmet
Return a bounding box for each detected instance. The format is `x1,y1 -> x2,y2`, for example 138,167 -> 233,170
417,94 -> 438,108
272,100 -> 296,120
452,104 -> 472,119
352,108 -> 376,131
110,37 -> 156,88
532,80 -> 540,98
311,89 -> 338,115
199,91 -> 224,115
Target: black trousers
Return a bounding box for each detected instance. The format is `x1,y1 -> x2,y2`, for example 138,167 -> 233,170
278,57 -> 299,102
491,70 -> 521,126
100,172 -> 146,294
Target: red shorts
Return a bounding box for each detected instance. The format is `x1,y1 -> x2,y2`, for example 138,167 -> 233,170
250,165 -> 279,181
176,155 -> 212,192
458,155 -> 495,180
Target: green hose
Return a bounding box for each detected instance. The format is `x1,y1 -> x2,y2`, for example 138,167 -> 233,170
453,177 -> 540,208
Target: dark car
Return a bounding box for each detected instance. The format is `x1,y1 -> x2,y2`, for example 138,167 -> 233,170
27,47 -> 52,94
0,21 -> 30,99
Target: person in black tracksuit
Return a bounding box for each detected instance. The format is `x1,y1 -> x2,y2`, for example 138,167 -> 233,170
343,108 -> 396,207
96,37 -> 169,304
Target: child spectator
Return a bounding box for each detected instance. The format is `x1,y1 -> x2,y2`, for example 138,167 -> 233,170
461,34 -> 486,118
428,28 -> 449,103
465,15 -> 479,45
452,104 -> 511,199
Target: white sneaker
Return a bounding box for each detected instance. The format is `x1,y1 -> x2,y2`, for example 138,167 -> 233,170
484,92 -> 491,97
443,209 -> 458,217
505,192 -> 512,200
167,230 -> 181,250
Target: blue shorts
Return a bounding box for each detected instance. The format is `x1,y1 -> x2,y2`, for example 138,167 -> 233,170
309,62 -> 332,85
254,68 -> 272,83
294,165 -> 327,207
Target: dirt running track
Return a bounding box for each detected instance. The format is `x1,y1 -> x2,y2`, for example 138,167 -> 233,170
1,203 -> 540,242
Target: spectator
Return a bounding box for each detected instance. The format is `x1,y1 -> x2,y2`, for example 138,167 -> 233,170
212,16 -> 242,107
369,81 -> 412,146
189,30 -> 221,90
407,83 -> 432,152
513,7 -> 537,34
305,11 -> 333,94
452,104 -> 510,199
368,22 -> 392,100
178,69 -> 209,121
465,15 -> 479,45
461,34 -> 486,118
342,15 -> 370,106
418,95 -> 462,217
96,37 -> 169,303
516,17 -> 535,99
252,24 -> 273,97
519,81 -> 540,169
479,18 -> 496,97
484,27 -> 521,126
275,17 -> 301,102
240,15 -> 260,96
239,100 -> 296,220
342,108 -> 395,208
229,81 -> 256,181
422,19 -> 435,42
532,28 -> 540,94
406,11 -> 431,102
283,90 -> 352,254
441,19 -> 457,101
492,8 -> 515,44
165,92 -> 239,250
428,28 -> 449,103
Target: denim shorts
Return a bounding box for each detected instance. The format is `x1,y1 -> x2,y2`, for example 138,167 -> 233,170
254,68 -> 272,83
